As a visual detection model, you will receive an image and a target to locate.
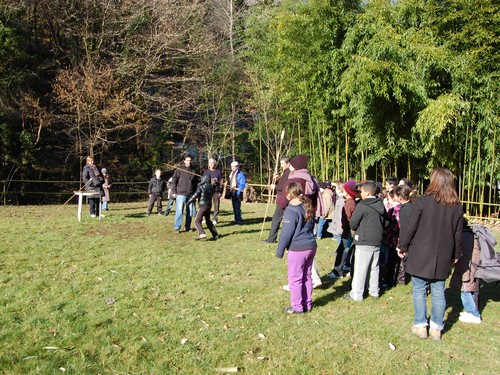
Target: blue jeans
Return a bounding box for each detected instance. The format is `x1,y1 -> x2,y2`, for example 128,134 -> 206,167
316,218 -> 329,239
174,195 -> 196,231
461,291 -> 480,318
411,275 -> 446,330
102,201 -> 108,210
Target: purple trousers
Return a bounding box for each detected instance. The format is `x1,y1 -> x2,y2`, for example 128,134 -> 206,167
288,249 -> 316,313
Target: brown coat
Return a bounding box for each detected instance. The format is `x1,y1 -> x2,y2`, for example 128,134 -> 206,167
399,195 -> 463,280
450,230 -> 480,292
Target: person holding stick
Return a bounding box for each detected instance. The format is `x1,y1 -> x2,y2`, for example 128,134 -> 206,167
171,155 -> 198,233
263,157 -> 290,243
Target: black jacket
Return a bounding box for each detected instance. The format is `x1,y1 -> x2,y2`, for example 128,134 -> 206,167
171,163 -> 197,196
349,196 -> 386,247
148,177 -> 166,196
187,174 -> 215,207
82,164 -> 104,192
398,195 -> 463,280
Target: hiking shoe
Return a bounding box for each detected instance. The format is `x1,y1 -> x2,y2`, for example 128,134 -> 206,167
195,234 -> 207,240
459,312 -> 481,324
429,328 -> 441,341
282,306 -> 303,314
282,284 -> 290,292
327,270 -> 342,279
343,293 -> 360,302
411,326 -> 428,339
313,282 -> 323,289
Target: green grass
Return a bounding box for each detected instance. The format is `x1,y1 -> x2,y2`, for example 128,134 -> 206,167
0,201 -> 499,374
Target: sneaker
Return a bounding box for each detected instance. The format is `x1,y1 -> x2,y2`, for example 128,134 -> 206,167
90,214 -> 96,218
282,284 -> 290,292
158,212 -> 163,215
459,312 -> 481,324
100,214 -> 105,218
343,293 -> 360,302
195,234 -> 207,240
212,220 -> 217,225
429,328 -> 441,341
411,326 -> 428,339
213,234 -> 219,240
327,270 -> 342,279
174,229 -> 180,233
282,306 -> 303,314
313,282 -> 323,289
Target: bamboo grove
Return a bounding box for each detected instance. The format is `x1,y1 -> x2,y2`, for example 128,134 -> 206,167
0,0 -> 498,216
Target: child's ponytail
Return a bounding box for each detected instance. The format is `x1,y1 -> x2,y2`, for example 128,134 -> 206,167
286,182 -> 315,221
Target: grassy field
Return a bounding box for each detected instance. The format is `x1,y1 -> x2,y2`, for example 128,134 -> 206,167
0,200 -> 498,374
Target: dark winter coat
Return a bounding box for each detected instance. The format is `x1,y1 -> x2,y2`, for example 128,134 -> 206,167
82,164 -> 104,192
148,177 -> 166,196
398,195 -> 463,280
171,163 -> 197,196
349,196 -> 386,248
187,174 -> 215,207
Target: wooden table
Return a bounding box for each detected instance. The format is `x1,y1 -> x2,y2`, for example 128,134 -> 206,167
75,191 -> 102,222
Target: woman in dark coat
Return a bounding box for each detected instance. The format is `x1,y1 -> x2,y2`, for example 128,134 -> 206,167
398,167 -> 463,341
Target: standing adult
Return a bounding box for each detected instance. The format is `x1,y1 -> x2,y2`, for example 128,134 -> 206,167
82,155 -> 104,218
398,167 -> 463,341
171,155 -> 198,233
263,157 -> 291,243
228,161 -> 246,225
204,158 -> 223,224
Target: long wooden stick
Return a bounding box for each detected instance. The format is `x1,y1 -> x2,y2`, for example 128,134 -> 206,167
260,129 -> 285,238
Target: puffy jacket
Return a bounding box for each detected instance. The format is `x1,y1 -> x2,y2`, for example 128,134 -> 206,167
187,174 -> 215,207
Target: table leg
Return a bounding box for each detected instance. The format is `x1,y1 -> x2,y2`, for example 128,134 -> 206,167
78,193 -> 83,222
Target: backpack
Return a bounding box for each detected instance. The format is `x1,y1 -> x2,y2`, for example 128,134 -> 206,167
472,224 -> 500,283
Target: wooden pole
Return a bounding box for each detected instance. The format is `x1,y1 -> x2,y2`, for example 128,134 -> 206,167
260,129 -> 285,239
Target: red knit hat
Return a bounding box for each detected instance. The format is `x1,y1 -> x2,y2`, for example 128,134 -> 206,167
344,180 -> 358,198
290,154 -> 308,170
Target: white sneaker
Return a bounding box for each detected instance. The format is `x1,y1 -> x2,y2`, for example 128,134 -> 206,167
459,312 -> 481,324
282,284 -> 290,292
90,214 -> 96,218
212,220 -> 217,225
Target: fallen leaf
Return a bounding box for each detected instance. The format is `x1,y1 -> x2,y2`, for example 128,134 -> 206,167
59,367 -> 66,372
257,356 -> 269,361
43,347 -> 59,350
215,367 -> 238,373
258,333 -> 266,340
105,298 -> 116,305
235,313 -> 245,318
389,343 -> 396,350
181,338 -> 188,345
110,269 -> 120,274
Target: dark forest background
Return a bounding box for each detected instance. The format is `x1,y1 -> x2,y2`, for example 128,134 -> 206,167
0,0 -> 498,215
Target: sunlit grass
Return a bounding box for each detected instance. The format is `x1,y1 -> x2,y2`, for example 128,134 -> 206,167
0,201 -> 498,374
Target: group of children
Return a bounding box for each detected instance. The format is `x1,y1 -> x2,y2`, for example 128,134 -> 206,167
275,174 -> 486,324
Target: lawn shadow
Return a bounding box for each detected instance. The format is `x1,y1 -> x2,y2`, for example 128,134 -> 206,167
124,213 -> 150,219
313,278 -> 352,307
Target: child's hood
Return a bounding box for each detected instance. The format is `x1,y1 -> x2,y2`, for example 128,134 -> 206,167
362,196 -> 386,215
